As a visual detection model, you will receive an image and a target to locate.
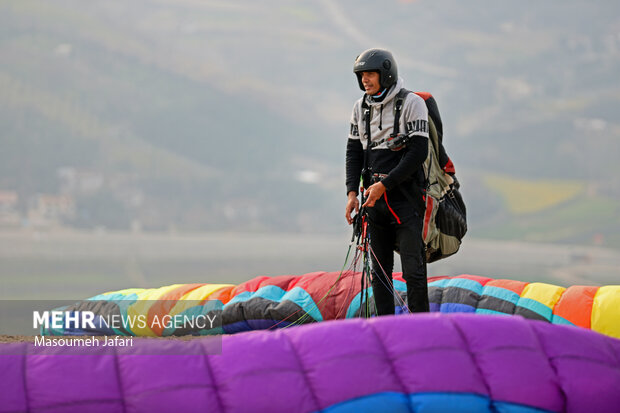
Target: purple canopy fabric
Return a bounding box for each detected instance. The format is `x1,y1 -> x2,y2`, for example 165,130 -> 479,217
1,313 -> 619,412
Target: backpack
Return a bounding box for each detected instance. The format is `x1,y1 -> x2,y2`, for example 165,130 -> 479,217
393,89 -> 467,263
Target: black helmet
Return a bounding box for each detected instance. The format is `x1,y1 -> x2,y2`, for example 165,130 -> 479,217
353,48 -> 398,91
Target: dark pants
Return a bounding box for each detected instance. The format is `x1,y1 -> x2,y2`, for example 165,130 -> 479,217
367,197 -> 428,315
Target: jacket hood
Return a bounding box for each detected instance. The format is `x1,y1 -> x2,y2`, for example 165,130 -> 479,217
364,77 -> 404,107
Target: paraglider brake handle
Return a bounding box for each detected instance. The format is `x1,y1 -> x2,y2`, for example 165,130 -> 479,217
350,189 -> 368,243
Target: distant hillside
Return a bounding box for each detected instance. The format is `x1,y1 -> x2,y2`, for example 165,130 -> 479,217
1,0 -> 619,246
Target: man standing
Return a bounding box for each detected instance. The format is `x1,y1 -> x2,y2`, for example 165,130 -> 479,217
345,48 -> 430,315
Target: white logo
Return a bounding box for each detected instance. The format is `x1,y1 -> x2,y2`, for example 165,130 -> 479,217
356,61 -> 366,67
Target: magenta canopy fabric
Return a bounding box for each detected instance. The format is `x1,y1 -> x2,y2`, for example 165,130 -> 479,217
1,313 -> 619,412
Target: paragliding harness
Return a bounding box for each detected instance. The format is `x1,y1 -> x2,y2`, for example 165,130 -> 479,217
356,89 -> 467,265
395,89 -> 467,263
348,93 -> 413,316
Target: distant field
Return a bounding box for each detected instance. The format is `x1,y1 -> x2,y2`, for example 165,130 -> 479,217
484,175 -> 583,214
1,229 -> 618,300
475,195 -> 620,247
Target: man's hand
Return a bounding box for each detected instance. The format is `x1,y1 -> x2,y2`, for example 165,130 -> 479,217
362,182 -> 386,208
345,191 -> 359,225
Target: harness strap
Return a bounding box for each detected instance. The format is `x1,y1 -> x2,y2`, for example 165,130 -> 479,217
369,139 -> 384,149
392,88 -> 410,135
361,98 -> 372,187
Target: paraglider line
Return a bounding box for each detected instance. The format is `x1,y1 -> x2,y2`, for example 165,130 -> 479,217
272,239 -> 358,330
368,244 -> 410,313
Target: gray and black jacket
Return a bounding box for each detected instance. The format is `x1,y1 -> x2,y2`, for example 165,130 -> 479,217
346,77 -> 429,209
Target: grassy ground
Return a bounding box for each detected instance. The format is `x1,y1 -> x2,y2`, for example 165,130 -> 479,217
484,174 -> 584,214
